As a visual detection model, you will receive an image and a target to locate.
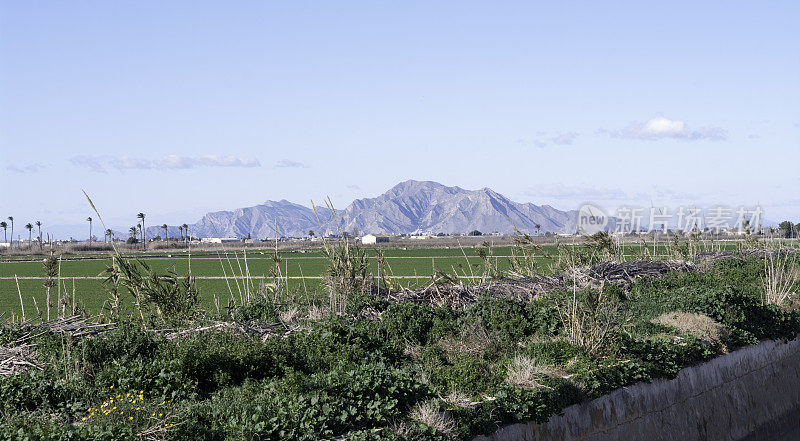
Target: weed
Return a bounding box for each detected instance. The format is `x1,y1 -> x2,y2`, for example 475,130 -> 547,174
410,401 -> 455,435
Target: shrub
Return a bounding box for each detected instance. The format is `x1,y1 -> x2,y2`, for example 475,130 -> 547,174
85,323 -> 161,368
224,296 -> 279,322
380,302 -> 455,346
420,348 -> 502,394
95,358 -> 197,402
178,362 -> 426,441
465,296 -> 558,345
173,333 -> 284,396
523,339 -> 583,365
287,318 -> 404,374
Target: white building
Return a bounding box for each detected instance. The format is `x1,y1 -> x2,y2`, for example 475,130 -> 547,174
361,234 -> 390,245
200,237 -> 241,244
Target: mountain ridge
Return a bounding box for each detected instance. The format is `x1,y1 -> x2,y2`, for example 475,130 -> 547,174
142,180 -> 580,239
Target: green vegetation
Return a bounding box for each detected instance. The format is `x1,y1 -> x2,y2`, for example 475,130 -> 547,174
1,237 -> 799,440
0,240 -> 752,318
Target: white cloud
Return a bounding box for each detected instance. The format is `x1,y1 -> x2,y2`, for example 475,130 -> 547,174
274,159 -> 308,169
6,163 -> 47,174
159,155 -> 260,169
346,184 -> 361,190
552,132 -> 578,145
611,117 -> 727,141
519,131 -> 579,148
70,155 -> 260,172
643,117 -> 685,136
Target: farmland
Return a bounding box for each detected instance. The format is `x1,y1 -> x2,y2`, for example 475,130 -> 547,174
0,239 -> 746,319
0,245 -> 535,318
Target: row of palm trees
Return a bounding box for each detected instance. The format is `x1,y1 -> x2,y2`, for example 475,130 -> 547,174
123,213 -> 192,249
1,213 -> 192,252
1,216 -> 44,249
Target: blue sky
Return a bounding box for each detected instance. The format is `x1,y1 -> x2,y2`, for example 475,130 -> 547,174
1,1 -> 799,235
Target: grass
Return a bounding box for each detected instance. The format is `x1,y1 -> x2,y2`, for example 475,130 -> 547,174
504,355 -> 557,389
0,248 -> 536,318
0,241 -> 752,319
652,311 -> 729,346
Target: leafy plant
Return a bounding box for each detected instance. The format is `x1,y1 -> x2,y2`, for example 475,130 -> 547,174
103,256 -> 200,323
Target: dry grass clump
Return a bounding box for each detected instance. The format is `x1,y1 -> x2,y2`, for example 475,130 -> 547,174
388,421 -> 415,438
652,311 -> 729,345
403,343 -> 422,360
762,249 -> 800,307
440,390 -> 473,409
504,354 -> 556,389
410,401 -> 455,435
436,322 -> 493,358
278,306 -> 299,325
554,284 -> 624,356
305,304 -> 329,321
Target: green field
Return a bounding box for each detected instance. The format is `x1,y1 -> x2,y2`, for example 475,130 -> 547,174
0,246 -> 534,318
0,241 -> 743,318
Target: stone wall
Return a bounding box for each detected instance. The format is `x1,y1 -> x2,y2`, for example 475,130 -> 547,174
474,336 -> 800,441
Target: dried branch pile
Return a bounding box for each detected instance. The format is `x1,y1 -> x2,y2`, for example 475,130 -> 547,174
380,260 -> 695,308
17,315 -> 117,339
0,344 -> 41,376
0,314 -> 117,377
575,260 -> 696,290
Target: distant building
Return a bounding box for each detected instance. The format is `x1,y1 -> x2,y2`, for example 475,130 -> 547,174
361,234 -> 390,245
200,237 -> 241,244
0,242 -> 9,249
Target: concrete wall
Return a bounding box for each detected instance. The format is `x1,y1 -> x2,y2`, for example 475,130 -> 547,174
475,336 -> 800,441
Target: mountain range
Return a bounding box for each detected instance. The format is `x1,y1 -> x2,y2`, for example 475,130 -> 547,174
138,180 -> 580,239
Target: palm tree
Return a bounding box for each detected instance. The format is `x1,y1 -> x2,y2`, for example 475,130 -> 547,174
25,223 -> 33,249
534,224 -> 541,236
105,229 -> 113,242
87,217 -> 93,243
129,226 -> 138,242
0,221 -> 7,245
178,225 -> 184,241
35,221 -> 42,249
182,223 -> 189,242
7,216 -> 13,249
162,224 -> 168,241
137,213 -> 146,249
